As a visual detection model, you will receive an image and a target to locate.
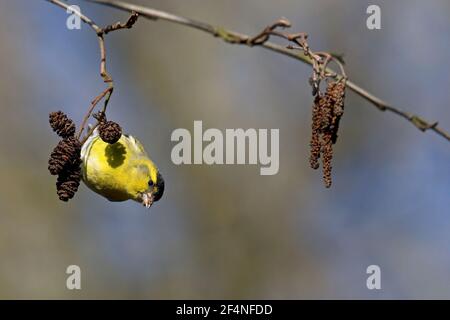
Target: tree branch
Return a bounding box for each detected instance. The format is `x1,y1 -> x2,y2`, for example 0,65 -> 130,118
46,0 -> 139,143
86,0 -> 450,143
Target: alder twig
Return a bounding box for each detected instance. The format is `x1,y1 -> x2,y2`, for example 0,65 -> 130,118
86,0 -> 450,143
103,11 -> 139,34
77,87 -> 113,143
46,0 -> 139,144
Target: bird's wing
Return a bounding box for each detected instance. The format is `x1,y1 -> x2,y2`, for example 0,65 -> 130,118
123,134 -> 148,157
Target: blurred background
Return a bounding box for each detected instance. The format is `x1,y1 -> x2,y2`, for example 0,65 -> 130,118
0,0 -> 449,299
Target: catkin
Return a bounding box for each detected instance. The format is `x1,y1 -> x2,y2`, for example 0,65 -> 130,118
308,80 -> 346,188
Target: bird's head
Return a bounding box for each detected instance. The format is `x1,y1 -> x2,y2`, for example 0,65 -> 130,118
134,162 -> 165,208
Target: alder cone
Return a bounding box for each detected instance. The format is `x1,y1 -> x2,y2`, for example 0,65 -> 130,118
49,111 -> 76,138
48,137 -> 81,175
98,120 -> 122,144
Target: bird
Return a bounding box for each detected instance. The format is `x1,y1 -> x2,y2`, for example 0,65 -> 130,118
80,129 -> 164,208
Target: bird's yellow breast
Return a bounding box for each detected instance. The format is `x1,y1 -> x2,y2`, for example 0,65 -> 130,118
81,132 -> 158,202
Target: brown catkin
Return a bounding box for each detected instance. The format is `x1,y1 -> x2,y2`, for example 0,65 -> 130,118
321,132 -> 333,188
309,79 -> 346,188
49,111 -> 76,138
309,95 -> 322,170
326,81 -> 345,144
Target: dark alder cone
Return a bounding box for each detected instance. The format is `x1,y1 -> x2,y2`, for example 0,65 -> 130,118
98,120 -> 122,144
48,111 -> 82,201
56,158 -> 81,202
48,137 -> 81,175
49,111 -> 76,138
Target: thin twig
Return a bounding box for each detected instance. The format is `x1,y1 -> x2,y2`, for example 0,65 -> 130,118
87,0 -> 450,143
77,87 -> 112,142
103,11 -> 139,34
46,0 -> 139,141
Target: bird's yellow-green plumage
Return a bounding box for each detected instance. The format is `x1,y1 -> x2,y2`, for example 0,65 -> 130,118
81,130 -> 164,207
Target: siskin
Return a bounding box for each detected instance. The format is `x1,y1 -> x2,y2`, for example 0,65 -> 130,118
80,129 -> 164,208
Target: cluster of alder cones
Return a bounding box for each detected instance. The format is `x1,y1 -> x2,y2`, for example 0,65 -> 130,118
47,111 -> 122,201
309,79 -> 346,188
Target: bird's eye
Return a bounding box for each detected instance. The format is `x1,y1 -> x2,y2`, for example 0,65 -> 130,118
148,180 -> 154,187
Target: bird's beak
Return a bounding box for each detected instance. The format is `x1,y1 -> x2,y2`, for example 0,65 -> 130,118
141,192 -> 154,209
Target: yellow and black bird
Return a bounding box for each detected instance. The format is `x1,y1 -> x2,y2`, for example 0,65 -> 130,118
81,129 -> 164,208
